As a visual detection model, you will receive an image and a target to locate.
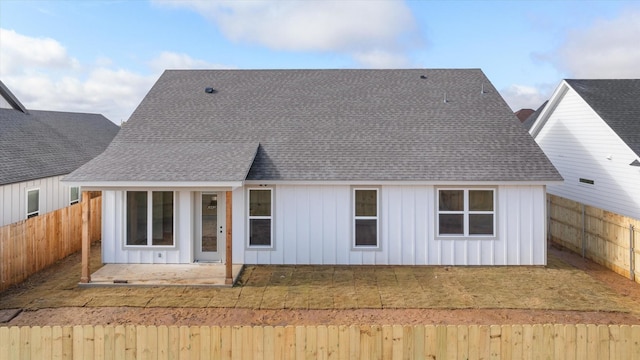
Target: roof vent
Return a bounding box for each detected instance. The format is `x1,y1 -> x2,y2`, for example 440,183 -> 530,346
443,92 -> 448,103
205,87 -> 216,94
420,75 -> 427,79
481,83 -> 486,94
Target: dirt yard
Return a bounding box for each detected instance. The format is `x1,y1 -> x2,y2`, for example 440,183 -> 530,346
3,245 -> 640,326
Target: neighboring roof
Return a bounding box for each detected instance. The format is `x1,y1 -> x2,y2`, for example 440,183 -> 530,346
0,97 -> 119,186
522,101 -> 548,131
565,79 -> 640,156
66,69 -> 562,184
0,80 -> 28,113
514,108 -> 534,123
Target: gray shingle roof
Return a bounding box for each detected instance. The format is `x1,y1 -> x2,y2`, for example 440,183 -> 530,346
566,79 -> 640,156
66,69 -> 561,183
522,100 -> 548,131
0,106 -> 119,186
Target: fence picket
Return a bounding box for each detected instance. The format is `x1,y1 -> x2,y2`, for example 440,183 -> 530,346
0,324 -> 638,359
0,196 -> 102,292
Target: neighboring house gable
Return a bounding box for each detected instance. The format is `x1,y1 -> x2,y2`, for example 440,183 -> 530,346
529,79 -> 640,219
66,69 -> 561,266
0,80 -> 119,226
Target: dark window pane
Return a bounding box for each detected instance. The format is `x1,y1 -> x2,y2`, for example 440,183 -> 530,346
439,190 -> 463,211
70,187 -> 80,203
250,219 -> 271,246
27,190 -> 39,214
127,191 -> 147,246
355,190 -> 377,216
469,190 -> 493,211
355,219 -> 377,246
439,214 -> 463,235
152,191 -> 173,246
469,214 -> 494,235
250,190 -> 271,216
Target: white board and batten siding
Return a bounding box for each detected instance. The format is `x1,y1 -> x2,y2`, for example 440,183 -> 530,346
0,175 -> 77,227
101,185 -> 546,265
534,87 -> 640,219
236,184 -> 547,266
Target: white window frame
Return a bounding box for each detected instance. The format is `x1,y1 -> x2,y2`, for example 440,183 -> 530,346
247,187 -> 273,249
124,190 -> 176,248
436,187 -> 496,239
70,186 -> 80,205
352,187 -> 380,249
26,188 -> 40,219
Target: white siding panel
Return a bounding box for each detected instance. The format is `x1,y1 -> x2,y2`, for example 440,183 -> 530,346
102,191 -> 117,263
535,88 -> 640,219
232,187 -> 246,264
321,187 -> 337,264
308,188 -> 323,264
0,175 -> 76,227
401,187 -> 417,265
295,186 -> 310,264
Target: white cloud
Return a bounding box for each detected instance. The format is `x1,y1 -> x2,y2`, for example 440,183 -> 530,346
0,28 -> 79,74
155,0 -> 423,68
501,84 -> 551,112
149,51 -> 234,72
541,9 -> 640,78
0,29 -> 234,124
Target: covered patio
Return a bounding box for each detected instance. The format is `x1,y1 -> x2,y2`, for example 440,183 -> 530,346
78,190 -> 239,286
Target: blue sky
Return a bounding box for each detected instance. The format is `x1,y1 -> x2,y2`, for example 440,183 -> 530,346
1,0 -> 639,124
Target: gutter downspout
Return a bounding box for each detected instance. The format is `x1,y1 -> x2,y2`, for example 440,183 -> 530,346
631,224 -> 635,282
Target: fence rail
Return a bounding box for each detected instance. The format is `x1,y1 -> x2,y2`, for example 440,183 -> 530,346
0,196 -> 101,292
548,194 -> 640,283
1,324 -> 638,359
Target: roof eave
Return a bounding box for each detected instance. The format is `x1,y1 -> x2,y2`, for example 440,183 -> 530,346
61,180 -> 245,191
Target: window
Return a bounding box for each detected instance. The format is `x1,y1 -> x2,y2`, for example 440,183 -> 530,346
248,188 -> 272,247
353,188 -> 379,247
26,189 -> 39,218
126,191 -> 174,246
437,188 -> 495,237
70,187 -> 80,205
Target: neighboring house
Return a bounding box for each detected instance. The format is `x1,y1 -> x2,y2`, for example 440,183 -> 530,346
0,80 -> 119,227
522,101 -> 548,131
65,69 -> 561,266
514,108 -> 535,123
528,79 -> 640,220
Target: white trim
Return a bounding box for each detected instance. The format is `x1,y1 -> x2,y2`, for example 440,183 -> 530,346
26,188 -> 40,218
123,190 -> 176,249
244,180 -> 561,186
352,187 -> 380,249
247,187 -> 274,249
529,80 -> 570,138
436,187 -> 497,240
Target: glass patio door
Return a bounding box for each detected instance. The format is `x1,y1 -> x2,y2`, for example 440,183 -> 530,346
195,192 -> 225,262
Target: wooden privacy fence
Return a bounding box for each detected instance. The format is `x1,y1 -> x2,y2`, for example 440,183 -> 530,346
548,194 -> 640,283
1,324 -> 639,360
0,196 -> 101,292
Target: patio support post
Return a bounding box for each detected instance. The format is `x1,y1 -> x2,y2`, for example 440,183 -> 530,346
80,191 -> 91,283
225,191 -> 233,285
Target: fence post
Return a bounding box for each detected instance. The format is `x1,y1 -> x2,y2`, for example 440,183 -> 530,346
80,191 -> 92,283
631,224 -> 636,282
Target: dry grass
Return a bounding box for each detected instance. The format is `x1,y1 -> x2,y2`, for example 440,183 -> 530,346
1,244 -> 638,316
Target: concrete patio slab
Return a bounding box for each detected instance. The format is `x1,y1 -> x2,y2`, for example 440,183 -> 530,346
83,263 -> 244,287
